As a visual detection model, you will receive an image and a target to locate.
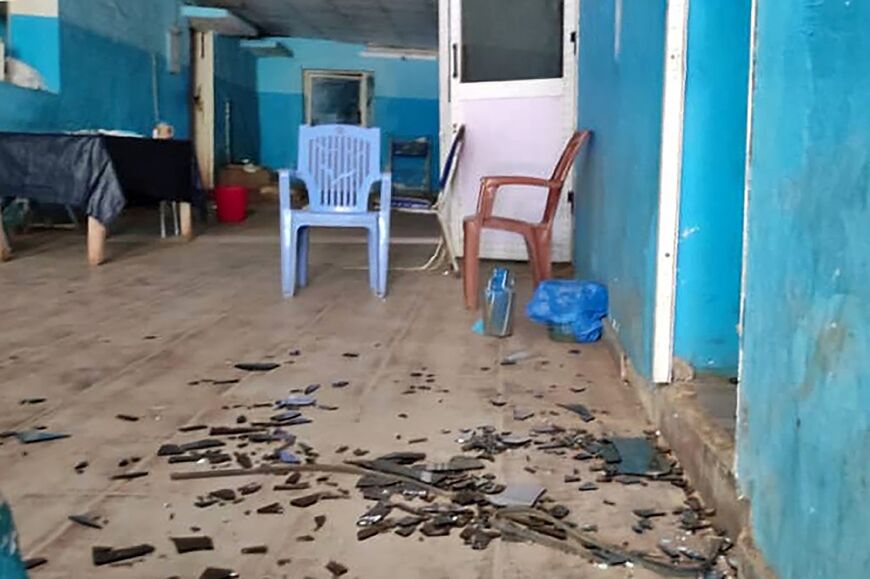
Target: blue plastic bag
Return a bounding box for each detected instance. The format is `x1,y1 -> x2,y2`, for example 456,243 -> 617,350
526,280 -> 608,343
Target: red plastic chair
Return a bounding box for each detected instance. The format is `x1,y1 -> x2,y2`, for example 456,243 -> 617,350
463,130 -> 591,310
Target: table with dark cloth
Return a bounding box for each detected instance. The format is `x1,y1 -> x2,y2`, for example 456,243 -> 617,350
0,132 -> 203,225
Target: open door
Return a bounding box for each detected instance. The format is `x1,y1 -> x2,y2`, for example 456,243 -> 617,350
191,30 -> 215,190
444,0 -> 578,261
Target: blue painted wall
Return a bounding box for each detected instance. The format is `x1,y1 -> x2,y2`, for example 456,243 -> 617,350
0,0 -> 190,136
737,2 -> 870,578
215,35 -> 260,165
258,38 -> 439,185
8,14 -> 61,92
673,1 -> 751,375
574,0 -> 666,379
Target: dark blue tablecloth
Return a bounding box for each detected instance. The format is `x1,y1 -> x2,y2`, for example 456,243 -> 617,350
0,132 -> 203,224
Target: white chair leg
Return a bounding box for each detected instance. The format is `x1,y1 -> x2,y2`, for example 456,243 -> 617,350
367,226 -> 379,294
378,218 -> 390,297
280,213 -> 297,297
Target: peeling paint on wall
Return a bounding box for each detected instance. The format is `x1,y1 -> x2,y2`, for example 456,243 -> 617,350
737,1 -> 870,577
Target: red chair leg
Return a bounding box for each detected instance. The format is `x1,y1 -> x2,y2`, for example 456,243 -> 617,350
538,248 -> 552,281
463,220 -> 482,310
525,232 -> 544,287
536,229 -> 553,281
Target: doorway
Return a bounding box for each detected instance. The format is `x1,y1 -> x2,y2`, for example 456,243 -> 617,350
442,0 -> 578,261
303,70 -> 373,127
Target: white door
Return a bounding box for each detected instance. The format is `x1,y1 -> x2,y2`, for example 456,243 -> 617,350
444,0 -> 578,261
192,30 -> 215,190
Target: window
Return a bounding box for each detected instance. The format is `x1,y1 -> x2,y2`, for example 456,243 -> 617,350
303,70 -> 374,127
461,0 -> 563,83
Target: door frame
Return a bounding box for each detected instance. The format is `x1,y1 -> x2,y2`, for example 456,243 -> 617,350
651,0 -> 690,384
303,69 -> 373,127
191,30 -> 215,190
442,0 -> 579,261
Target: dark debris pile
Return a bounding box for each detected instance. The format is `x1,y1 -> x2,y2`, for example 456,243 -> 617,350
26,350 -> 737,578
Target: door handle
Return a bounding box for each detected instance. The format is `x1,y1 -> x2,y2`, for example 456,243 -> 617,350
451,43 -> 458,79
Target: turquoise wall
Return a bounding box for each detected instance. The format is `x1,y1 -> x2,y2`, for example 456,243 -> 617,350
0,0 -> 190,136
574,0 -> 666,379
0,0 -> 259,169
8,14 -> 61,92
258,38 -> 439,185
737,2 -> 870,578
673,1 -> 751,375
215,35 -> 260,165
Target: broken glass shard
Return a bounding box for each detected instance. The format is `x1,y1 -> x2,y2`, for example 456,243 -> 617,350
558,403 -> 595,422
234,362 -> 279,372
16,430 -> 70,444
488,483 -> 545,507
276,396 -> 316,408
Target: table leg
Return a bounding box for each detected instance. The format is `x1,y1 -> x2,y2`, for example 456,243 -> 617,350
179,202 -> 194,241
159,201 -> 168,239
87,216 -> 107,266
0,205 -> 11,262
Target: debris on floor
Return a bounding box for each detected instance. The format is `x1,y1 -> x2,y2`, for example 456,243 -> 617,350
23,557 -> 48,570
171,536 -> 214,554
5,337 -> 736,578
489,483 -> 546,507
15,430 -> 70,444
198,567 -> 238,579
558,403 -> 596,423
92,544 -> 155,566
18,398 -> 46,405
158,388 -> 733,577
604,437 -> 672,477
326,560 -> 349,576
234,362 -> 280,372
68,514 -> 103,530
500,350 -> 537,366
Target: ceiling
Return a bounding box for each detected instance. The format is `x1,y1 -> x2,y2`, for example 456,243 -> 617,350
191,0 -> 438,49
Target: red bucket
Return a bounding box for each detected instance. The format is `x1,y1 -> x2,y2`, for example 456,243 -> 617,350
214,186 -> 248,223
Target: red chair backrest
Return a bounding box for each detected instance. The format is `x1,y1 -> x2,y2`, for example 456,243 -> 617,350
550,130 -> 592,185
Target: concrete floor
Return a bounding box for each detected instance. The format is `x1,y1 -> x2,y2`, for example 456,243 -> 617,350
0,208 -> 730,578
692,376 -> 737,441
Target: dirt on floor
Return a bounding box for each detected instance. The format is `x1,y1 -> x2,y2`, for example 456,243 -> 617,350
0,213 -> 736,578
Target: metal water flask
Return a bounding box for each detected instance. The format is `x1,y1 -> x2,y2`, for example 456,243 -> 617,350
483,268 -> 515,337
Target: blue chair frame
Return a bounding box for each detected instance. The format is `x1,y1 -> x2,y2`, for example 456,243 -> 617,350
279,125 -> 392,297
